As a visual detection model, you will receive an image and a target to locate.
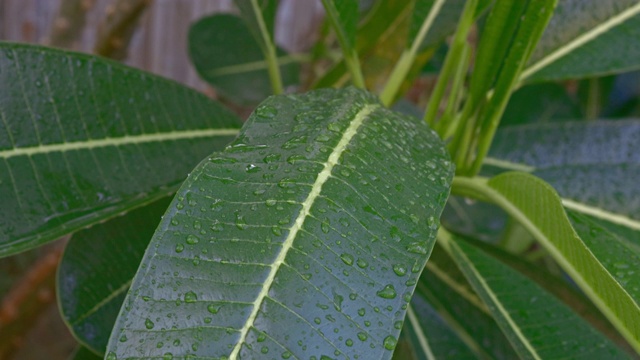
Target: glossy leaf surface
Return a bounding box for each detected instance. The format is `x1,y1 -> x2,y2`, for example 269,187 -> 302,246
487,172 -> 640,352
417,244 -> 518,359
0,43 -> 242,257
522,0 -> 640,82
188,14 -> 299,104
486,120 -> 640,228
444,232 -> 630,359
106,87 -> 454,359
57,198 -> 171,354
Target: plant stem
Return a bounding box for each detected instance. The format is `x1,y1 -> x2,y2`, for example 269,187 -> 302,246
250,0 -> 284,94
94,0 -> 152,60
423,0 -> 477,127
380,0 -> 446,106
436,43 -> 470,136
320,0 -> 365,89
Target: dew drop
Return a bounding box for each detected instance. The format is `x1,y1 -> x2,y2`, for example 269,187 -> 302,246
356,258 -> 368,269
321,219 -> 330,234
207,303 -> 221,314
175,244 -> 184,253
383,335 -> 397,350
256,105 -> 278,118
261,346 -> 269,354
357,332 -> 368,341
145,318 -> 155,329
340,253 -> 354,266
377,284 -> 397,299
282,351 -> 292,359
106,352 -> 117,360
263,153 -> 281,163
265,199 -> 277,207
393,264 -> 407,276
186,235 -> 199,245
406,242 -> 428,254
184,291 -> 198,303
246,164 -> 261,173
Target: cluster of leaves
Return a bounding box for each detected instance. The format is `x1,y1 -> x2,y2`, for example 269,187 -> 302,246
1,0 -> 640,359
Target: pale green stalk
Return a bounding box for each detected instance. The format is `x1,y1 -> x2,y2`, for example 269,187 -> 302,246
250,0 -> 283,94
380,0 -> 446,105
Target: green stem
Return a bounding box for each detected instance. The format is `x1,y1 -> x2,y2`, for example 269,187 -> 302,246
423,0 -> 477,127
380,0 -> 446,106
250,0 -> 283,94
321,0 -> 365,89
436,43 -> 470,136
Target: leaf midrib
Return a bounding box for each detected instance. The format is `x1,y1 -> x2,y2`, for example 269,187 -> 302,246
520,2 -> 640,80
0,128 -> 240,159
228,104 -> 378,359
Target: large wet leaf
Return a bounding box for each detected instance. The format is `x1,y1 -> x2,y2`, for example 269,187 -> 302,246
486,120 -> 640,230
441,232 -> 630,359
188,14 -> 299,105
522,0 -> 640,82
106,87 -> 454,359
57,198 -> 171,354
0,43 -> 242,257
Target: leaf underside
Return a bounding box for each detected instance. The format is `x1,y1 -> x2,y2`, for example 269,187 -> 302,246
106,87 -> 454,359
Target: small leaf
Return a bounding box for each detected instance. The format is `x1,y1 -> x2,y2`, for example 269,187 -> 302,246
106,87 -> 454,358
0,43 -> 241,257
442,232 -> 631,359
57,198 -> 171,354
522,0 -> 640,82
188,14 -> 299,104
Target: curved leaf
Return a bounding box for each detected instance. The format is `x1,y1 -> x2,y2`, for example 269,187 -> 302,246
188,14 -> 299,104
106,87 -> 454,359
441,231 -> 631,359
459,172 -> 640,352
522,0 -> 640,82
0,43 -> 242,257
57,198 -> 171,354
486,120 -> 640,228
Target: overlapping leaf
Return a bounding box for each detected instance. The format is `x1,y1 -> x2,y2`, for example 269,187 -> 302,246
106,87 -> 454,359
188,14 -> 299,104
0,43 -> 242,257
522,0 -> 640,82
57,198 -> 171,354
442,232 -> 630,359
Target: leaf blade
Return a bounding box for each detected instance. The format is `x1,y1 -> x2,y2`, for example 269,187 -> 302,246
0,43 -> 242,257
106,87 -> 454,359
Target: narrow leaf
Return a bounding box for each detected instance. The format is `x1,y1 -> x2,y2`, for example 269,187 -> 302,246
188,14 -> 299,104
522,0 -> 640,82
442,231 -> 631,359
106,88 -> 454,359
417,243 -> 519,359
483,172 -> 640,352
0,43 -> 241,257
57,198 -> 171,354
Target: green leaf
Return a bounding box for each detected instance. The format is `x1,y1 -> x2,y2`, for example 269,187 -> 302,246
68,346 -> 102,360
394,293 -> 477,360
0,43 -> 242,257
417,244 -> 519,359
486,121 -> 640,228
233,0 -> 284,94
57,198 -> 171,354
188,14 -> 299,104
454,172 -> 640,352
440,231 -> 631,359
568,210 -> 640,308
522,0 -> 640,82
500,83 -> 581,126
106,87 -> 454,359
321,0 -> 365,88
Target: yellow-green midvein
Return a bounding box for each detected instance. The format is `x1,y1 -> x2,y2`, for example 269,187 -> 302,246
228,104 -> 378,359
0,128 -> 240,159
